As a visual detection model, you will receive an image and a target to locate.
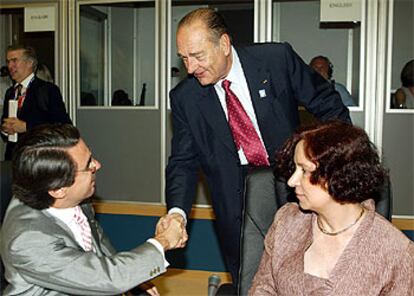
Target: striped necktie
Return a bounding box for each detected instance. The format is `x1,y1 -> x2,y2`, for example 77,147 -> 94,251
74,206 -> 93,251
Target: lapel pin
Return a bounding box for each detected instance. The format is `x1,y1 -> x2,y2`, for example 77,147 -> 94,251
262,79 -> 268,84
259,89 -> 267,98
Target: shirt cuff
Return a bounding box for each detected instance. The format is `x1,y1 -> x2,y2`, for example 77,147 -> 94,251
147,238 -> 170,268
168,207 -> 187,225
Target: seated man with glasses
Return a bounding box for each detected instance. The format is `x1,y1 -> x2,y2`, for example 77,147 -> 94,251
0,123 -> 187,296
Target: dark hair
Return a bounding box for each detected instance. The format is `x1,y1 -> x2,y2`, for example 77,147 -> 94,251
178,8 -> 230,44
112,89 -> 132,106
310,55 -> 333,79
400,59 -> 414,87
0,65 -> 9,77
276,120 -> 387,204
12,124 -> 80,210
7,44 -> 38,72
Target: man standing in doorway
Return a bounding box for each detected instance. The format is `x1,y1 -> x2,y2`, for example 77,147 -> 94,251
1,45 -> 72,160
161,8 -> 351,294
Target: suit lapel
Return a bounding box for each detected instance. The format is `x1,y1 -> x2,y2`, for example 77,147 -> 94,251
42,204 -> 101,254
41,209 -> 79,246
237,48 -> 276,153
197,86 -> 238,156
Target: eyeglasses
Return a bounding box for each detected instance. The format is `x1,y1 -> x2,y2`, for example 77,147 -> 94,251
76,157 -> 97,174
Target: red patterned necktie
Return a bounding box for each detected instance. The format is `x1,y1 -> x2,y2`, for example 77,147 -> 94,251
74,206 -> 93,251
222,79 -> 269,166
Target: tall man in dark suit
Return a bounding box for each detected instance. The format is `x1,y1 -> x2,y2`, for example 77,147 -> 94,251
160,8 -> 351,294
1,45 -> 72,161
0,124 -> 187,295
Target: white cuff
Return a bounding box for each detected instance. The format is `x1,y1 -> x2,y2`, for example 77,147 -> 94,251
147,238 -> 170,268
168,207 -> 187,225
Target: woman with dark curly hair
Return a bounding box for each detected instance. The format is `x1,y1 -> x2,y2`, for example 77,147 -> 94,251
250,120 -> 414,296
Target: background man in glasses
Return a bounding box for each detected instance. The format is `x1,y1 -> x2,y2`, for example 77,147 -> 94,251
0,123 -> 187,295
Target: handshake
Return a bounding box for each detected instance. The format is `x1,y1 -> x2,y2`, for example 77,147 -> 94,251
154,213 -> 188,251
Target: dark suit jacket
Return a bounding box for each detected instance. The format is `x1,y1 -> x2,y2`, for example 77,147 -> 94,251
1,77 -> 72,160
166,42 -> 351,280
0,198 -> 165,295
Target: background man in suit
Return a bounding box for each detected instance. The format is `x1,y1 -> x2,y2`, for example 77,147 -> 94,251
160,8 -> 351,294
0,124 -> 187,295
1,45 -> 72,161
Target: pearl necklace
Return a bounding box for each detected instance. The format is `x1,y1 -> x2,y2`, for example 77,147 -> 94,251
317,208 -> 365,236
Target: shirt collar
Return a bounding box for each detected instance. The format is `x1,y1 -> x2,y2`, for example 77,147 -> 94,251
215,46 -> 243,87
47,206 -> 77,224
15,73 -> 34,89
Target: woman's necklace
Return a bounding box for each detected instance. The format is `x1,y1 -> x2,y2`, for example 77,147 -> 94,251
317,208 -> 365,236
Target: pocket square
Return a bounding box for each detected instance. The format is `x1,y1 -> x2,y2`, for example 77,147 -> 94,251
259,89 -> 266,98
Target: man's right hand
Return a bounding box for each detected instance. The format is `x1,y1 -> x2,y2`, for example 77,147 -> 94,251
1,117 -> 27,134
154,214 -> 188,250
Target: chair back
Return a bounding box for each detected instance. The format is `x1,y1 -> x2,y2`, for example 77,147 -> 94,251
375,177 -> 393,221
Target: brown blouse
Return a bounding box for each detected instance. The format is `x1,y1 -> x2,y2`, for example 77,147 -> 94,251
249,201 -> 414,296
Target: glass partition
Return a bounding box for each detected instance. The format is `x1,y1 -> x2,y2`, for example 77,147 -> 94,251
387,0 -> 414,112
272,0 -> 362,109
78,1 -> 156,108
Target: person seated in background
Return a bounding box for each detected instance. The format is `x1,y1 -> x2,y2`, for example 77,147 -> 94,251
0,124 -> 188,296
310,56 -> 355,107
80,91 -> 97,106
35,63 -> 54,83
394,59 -> 414,109
1,45 -> 72,161
112,89 -> 133,106
250,120 -> 414,295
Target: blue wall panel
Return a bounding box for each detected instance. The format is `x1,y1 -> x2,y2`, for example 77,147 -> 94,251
96,213 -> 227,272
402,230 -> 414,241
